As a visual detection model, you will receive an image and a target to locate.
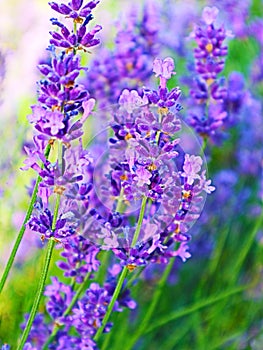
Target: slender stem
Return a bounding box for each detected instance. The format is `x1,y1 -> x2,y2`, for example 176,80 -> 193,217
125,257 -> 176,350
17,238 -> 55,350
0,145 -> 51,293
131,196 -> 147,247
52,194 -> 61,230
0,177 -> 41,293
116,187 -> 125,213
96,251 -> 111,285
43,271 -> 92,350
95,196 -> 147,344
200,136 -> 208,155
94,266 -> 129,342
17,190 -> 60,349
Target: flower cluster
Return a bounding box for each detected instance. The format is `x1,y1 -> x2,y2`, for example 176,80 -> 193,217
22,266 -> 136,349
86,57 -> 214,269
23,0 -> 100,170
49,0 -> 102,52
21,0 -> 101,243
186,6 -> 235,142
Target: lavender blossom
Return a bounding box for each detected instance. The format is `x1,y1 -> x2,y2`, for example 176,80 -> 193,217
27,51 -> 95,143
0,345 -> 10,350
49,0 -> 102,52
144,57 -> 182,109
21,314 -> 51,348
85,57 -> 214,269
185,6 -> 235,142
58,235 -> 100,283
37,270 -> 136,348
26,198 -> 77,241
44,277 -> 75,320
22,0 -> 99,186
209,0 -> 251,38
84,2 -> 160,108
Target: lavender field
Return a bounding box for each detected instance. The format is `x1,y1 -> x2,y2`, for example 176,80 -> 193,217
0,0 -> 263,349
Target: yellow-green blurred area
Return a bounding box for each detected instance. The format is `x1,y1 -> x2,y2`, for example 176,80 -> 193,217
0,0 -> 263,349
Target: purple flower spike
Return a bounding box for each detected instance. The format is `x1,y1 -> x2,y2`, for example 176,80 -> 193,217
82,3 -> 160,108
185,6 -> 238,142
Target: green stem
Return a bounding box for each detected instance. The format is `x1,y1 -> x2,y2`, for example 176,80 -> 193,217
95,196 -> 148,343
116,187 -> 125,213
0,145 -> 51,293
17,191 -> 60,349
96,251 -> 111,285
125,257 -> 176,350
43,271 -> 92,350
94,266 -> 129,342
200,136 -> 208,155
17,238 -> 55,350
52,194 -> 61,231
131,196 -> 147,247
96,197 -> 147,346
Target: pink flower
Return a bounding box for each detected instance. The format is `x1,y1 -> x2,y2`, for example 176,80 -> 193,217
182,154 -> 203,185
153,57 -> 176,80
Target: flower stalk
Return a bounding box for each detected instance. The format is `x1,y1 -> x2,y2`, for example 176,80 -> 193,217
0,144 -> 51,294
95,195 -> 148,343
17,190 -> 61,349
17,238 -> 55,350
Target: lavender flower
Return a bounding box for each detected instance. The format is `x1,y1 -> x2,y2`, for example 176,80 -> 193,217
21,314 -> 51,348
85,57 -> 214,269
27,52 -> 95,143
185,6 -> 235,142
49,0 -> 102,52
0,345 -> 10,350
209,0 -> 251,38
14,2 -> 218,348
35,269 -> 136,348
49,0 -> 100,21
84,2 -> 160,108
144,57 -> 182,109
159,0 -> 199,56
44,277 -> 75,320
58,235 -> 100,283
26,198 -> 77,241
22,0 -> 99,186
